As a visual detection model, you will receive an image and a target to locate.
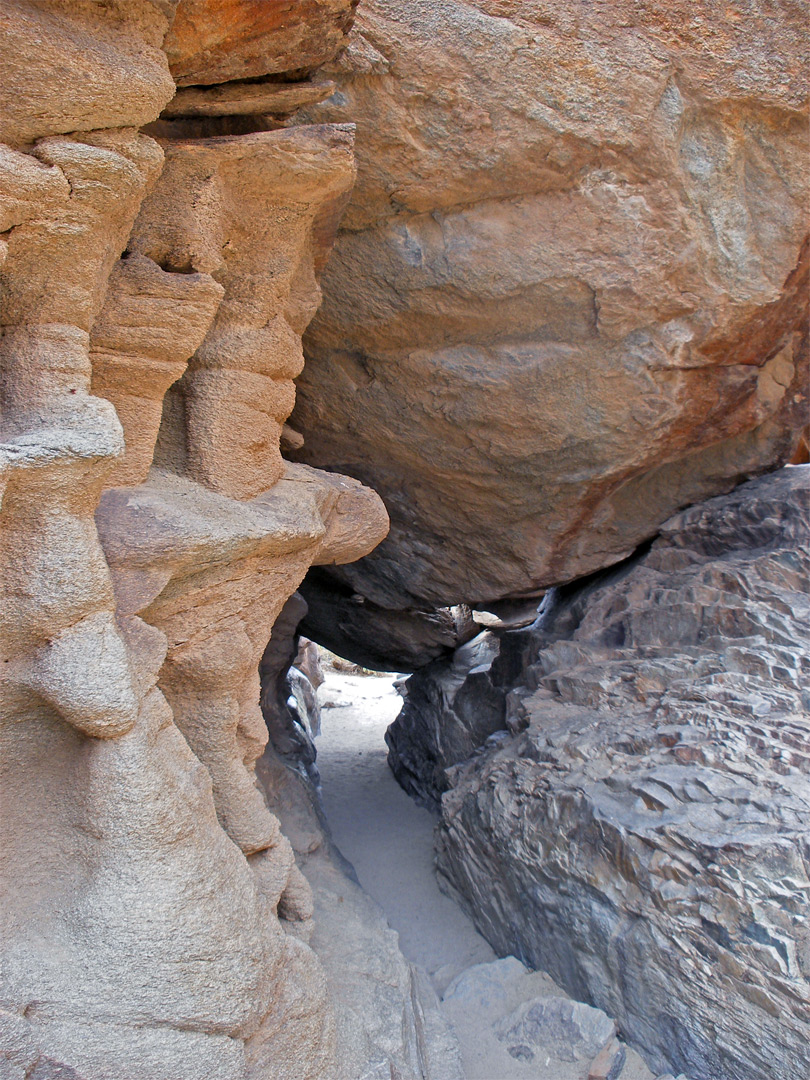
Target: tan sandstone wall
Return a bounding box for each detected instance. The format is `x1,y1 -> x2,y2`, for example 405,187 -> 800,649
0,3 -> 387,1077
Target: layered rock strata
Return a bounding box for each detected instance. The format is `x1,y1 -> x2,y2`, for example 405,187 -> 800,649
401,468 -> 810,1080
0,2 -> 394,1077
290,0 -> 810,667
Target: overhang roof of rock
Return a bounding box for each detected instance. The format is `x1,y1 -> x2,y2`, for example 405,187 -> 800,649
287,0 -> 810,668
164,0 -> 360,86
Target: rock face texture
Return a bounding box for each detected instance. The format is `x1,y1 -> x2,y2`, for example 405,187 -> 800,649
0,2 -> 396,1078
164,0 -> 359,87
2,3 -> 808,1079
299,569 -> 480,671
290,0 -> 809,665
396,469 -> 810,1080
440,955 -> 655,1080
125,122 -> 360,497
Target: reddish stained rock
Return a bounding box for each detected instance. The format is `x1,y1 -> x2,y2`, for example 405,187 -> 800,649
286,0 -> 810,666
165,0 -> 359,85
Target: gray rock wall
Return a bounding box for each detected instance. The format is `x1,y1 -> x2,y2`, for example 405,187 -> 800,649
394,468 -> 810,1080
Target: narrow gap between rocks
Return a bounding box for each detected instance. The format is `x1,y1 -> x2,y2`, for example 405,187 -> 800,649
314,662 -> 496,984
311,655 -> 658,1080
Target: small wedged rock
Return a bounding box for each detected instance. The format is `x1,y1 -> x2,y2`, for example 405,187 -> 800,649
162,76 -> 337,118
588,1038 -> 627,1080
429,467 -> 810,1080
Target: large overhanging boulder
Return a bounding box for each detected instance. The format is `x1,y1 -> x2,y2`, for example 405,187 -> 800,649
164,0 -> 359,85
289,0 -> 809,666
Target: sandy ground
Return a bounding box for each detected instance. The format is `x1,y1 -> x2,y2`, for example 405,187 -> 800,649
315,670 -> 497,984
314,669 -> 657,1080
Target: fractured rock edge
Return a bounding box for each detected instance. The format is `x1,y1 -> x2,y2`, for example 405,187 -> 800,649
387,467 -> 810,1080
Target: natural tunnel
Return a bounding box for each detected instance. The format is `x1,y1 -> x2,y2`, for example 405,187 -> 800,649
1,3 -> 808,1080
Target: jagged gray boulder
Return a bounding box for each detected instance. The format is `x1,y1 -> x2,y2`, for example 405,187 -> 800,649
391,467 -> 810,1080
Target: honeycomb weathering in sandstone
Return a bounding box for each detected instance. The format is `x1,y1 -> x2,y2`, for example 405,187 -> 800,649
0,2 -> 388,1076
289,0 -> 810,665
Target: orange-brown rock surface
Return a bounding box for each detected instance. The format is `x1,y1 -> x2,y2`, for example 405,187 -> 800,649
290,0 -> 809,666
164,0 -> 359,86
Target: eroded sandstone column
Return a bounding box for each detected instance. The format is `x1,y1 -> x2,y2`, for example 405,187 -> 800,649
90,118 -> 387,1080
1,2 -> 387,1078
130,123 -> 356,497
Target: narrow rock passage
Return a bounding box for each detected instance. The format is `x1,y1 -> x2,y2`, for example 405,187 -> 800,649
314,669 -> 496,985
314,667 -> 658,1080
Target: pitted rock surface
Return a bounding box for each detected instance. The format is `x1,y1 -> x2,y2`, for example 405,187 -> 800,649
2,3 -> 808,1078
